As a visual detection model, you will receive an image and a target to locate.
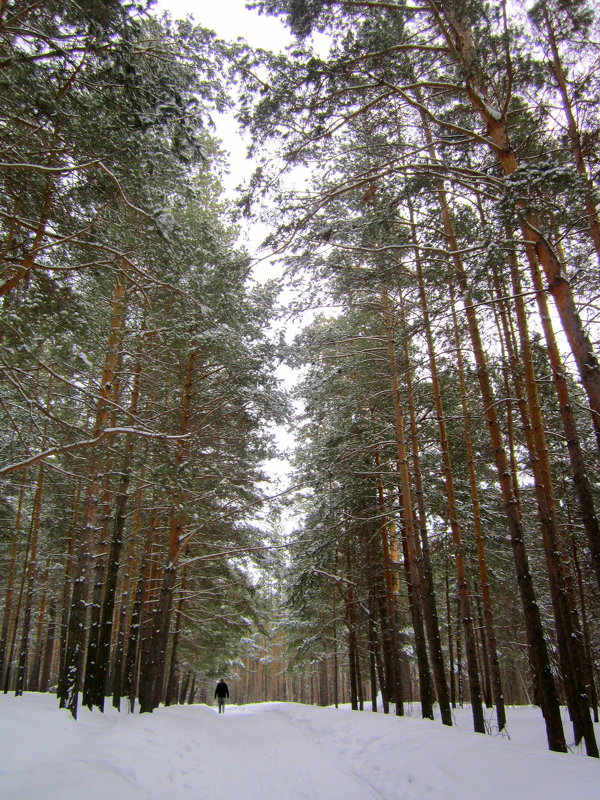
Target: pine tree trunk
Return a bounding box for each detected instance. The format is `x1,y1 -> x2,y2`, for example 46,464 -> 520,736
395,276 -> 484,733
179,670 -> 191,705
317,658 -> 328,706
332,567 -> 340,708
111,583 -> 129,711
397,291 -> 440,720
82,469 -> 113,710
139,350 -> 195,713
28,563 -> 49,692
455,595 -> 464,706
345,545 -> 359,711
412,103 -> 567,750
0,486 -> 24,686
375,439 -> 433,718
59,277 -> 126,719
39,600 -> 57,692
406,387 -> 452,725
570,531 -> 599,722
375,585 -> 392,714
56,482 -> 80,708
444,542 -> 456,709
90,361 -> 141,711
127,503 -> 160,712
492,231 -> 598,757
356,643 -> 365,711
15,374 -> 52,696
165,562 -> 188,707
493,241 -> 598,755
448,232 -> 565,751
4,520 -> 29,693
507,234 -> 600,593
83,321 -> 126,711
473,596 -> 492,708
364,529 -> 379,713
139,564 -> 177,712
92,458 -> 131,710
380,286 -> 452,718
448,286 -> 506,731
15,461 -> 45,696
113,469 -> 146,710
367,594 -> 378,712
187,673 -> 196,704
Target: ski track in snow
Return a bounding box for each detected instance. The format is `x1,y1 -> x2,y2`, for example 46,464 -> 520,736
1,694 -> 600,800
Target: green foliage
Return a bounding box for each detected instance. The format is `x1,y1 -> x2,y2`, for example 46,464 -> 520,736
0,1 -> 288,691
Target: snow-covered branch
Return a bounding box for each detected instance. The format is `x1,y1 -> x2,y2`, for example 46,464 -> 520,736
0,428 -> 190,477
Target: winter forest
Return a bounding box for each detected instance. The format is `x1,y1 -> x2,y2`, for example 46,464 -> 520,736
1,0 -> 600,789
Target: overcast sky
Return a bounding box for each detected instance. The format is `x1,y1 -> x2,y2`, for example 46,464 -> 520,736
156,0 -> 291,52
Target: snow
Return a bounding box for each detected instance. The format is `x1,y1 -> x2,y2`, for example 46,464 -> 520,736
1,694 -> 599,800
469,85 -> 503,121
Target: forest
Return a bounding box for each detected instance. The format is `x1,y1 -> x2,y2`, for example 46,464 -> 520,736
1,0 -> 599,763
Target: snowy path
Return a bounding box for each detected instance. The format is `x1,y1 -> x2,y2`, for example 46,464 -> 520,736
1,698 -> 384,800
189,704 -> 383,799
1,694 -> 600,800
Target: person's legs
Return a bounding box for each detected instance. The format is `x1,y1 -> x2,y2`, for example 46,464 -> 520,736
218,697 -> 225,713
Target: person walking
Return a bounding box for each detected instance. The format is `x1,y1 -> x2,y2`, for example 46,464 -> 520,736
214,679 -> 229,713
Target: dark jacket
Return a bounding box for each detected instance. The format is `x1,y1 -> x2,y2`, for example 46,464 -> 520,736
215,681 -> 229,698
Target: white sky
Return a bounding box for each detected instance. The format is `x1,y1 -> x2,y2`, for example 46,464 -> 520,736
155,0 -> 291,50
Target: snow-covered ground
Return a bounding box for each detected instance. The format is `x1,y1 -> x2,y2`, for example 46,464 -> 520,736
1,694 -> 599,799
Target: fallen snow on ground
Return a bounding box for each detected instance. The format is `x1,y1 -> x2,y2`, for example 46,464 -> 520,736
1,694 -> 599,799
